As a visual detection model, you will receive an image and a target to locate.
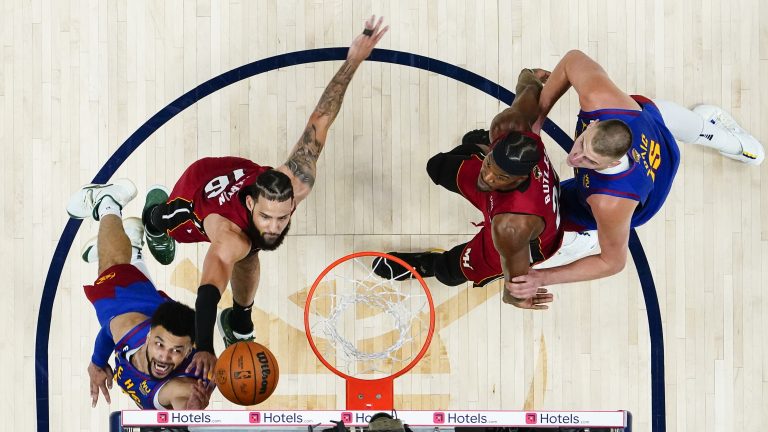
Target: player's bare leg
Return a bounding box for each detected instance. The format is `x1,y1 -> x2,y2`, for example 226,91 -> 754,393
96,215 -> 132,275
218,253 -> 260,346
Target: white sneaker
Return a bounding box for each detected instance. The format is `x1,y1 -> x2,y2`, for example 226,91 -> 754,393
81,217 -> 145,263
66,178 -> 138,220
692,104 -> 765,165
533,230 -> 600,269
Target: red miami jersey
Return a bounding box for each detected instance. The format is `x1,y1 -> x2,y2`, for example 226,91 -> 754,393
455,132 -> 564,285
166,157 -> 272,244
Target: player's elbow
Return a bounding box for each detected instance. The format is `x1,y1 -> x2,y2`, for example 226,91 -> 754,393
308,111 -> 332,132
492,220 -> 526,248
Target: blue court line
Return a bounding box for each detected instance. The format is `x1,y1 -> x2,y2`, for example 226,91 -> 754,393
35,48 -> 665,432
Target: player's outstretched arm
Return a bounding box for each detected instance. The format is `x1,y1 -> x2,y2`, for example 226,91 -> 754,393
279,15 -> 388,203
509,195 -> 636,296
489,68 -> 546,142
537,50 -> 638,125
491,213 -> 553,310
186,215 -> 253,378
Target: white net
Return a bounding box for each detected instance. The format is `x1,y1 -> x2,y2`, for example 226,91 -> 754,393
306,254 -> 434,378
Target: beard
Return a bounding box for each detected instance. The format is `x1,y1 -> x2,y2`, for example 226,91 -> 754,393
245,210 -> 291,251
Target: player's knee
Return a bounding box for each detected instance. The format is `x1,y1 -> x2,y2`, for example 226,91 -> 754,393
433,246 -> 467,286
426,154 -> 445,184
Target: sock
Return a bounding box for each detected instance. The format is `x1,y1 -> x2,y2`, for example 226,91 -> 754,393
654,99 -> 741,154
130,249 -> 154,282
97,196 -> 122,220
230,300 -> 255,335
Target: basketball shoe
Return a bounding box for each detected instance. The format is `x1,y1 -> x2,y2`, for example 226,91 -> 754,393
533,231 -> 599,269
692,104 -> 765,165
372,250 -> 444,281
142,185 -> 176,265
80,217 -> 145,263
66,178 -> 137,220
217,308 -> 255,348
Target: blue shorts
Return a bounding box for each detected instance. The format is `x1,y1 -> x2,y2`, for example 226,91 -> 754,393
559,178 -> 596,232
83,264 -> 169,327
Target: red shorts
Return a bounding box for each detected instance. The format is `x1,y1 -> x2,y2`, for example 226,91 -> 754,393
455,162 -> 504,287
84,264 -> 170,327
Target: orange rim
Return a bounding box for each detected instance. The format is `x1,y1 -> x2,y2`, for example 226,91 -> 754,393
303,251 -> 436,382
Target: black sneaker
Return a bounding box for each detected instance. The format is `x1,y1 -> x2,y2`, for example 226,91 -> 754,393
462,129 -> 491,146
217,307 -> 255,348
142,185 -> 176,265
371,251 -> 444,281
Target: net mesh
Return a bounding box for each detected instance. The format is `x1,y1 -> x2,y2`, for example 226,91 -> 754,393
306,255 -> 433,378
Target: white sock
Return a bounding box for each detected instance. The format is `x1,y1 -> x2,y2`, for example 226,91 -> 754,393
97,196 -> 122,220
654,99 -> 741,154
130,250 -> 154,283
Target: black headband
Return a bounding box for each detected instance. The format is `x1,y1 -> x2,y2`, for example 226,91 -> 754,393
491,137 -> 539,176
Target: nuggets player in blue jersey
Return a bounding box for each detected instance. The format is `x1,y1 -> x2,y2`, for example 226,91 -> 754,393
508,50 -> 764,298
67,180 -> 213,410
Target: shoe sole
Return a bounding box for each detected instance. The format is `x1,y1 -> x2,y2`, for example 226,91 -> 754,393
372,249 -> 445,280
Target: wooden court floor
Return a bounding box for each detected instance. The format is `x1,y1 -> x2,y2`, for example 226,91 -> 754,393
2,1 -> 766,431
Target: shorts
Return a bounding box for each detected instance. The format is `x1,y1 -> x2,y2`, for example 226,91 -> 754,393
558,178 -> 596,232
83,264 -> 170,327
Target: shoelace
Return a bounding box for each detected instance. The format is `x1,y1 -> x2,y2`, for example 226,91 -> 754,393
713,111 -> 742,133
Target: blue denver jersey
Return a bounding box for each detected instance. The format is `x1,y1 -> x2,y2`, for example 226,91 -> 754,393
566,95 -> 680,229
112,320 -> 200,409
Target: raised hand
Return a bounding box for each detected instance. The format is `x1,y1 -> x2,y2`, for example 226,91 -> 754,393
185,351 -> 217,381
346,15 -> 389,64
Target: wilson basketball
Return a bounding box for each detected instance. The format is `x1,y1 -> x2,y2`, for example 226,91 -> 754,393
214,341 -> 279,406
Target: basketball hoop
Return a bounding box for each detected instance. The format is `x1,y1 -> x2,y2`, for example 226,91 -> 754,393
304,251 -> 436,410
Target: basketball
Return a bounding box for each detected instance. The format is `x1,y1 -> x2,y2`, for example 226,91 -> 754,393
214,341 -> 279,406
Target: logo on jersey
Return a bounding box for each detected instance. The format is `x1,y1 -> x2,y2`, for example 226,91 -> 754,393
532,165 -> 542,181
582,173 -> 590,189
462,248 -> 474,270
139,380 -> 151,396
632,148 -> 641,162
95,272 -> 116,285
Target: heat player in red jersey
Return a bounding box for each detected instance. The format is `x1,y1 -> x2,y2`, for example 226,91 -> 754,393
373,69 -> 563,310
141,16 -> 390,377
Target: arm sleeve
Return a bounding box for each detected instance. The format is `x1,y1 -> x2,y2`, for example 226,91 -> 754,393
91,326 -> 115,368
195,284 -> 222,354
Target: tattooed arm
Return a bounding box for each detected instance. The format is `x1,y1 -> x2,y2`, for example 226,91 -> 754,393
277,15 -> 389,203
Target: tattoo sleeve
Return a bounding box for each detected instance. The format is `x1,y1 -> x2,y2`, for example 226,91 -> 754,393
286,60 -> 361,187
